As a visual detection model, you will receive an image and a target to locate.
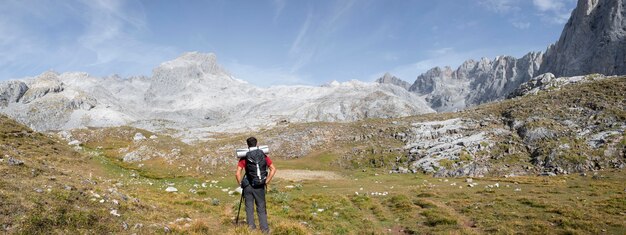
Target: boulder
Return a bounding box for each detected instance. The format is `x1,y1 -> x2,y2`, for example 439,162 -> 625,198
7,157 -> 24,166
133,133 -> 146,141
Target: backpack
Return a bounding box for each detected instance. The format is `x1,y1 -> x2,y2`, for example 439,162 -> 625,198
244,148 -> 268,188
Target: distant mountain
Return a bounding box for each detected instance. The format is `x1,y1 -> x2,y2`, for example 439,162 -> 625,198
0,52 -> 433,139
410,0 -> 625,112
375,73 -> 412,90
409,53 -> 543,112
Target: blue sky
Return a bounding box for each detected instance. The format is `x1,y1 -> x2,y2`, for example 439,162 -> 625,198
0,0 -> 576,86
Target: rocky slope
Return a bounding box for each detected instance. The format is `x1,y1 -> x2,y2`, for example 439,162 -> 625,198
406,0 -> 624,112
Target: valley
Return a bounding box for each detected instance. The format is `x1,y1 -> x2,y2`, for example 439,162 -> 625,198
2,75 -> 624,234
1,0 -> 625,234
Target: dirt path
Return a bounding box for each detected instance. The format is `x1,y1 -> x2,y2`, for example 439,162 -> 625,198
274,169 -> 343,181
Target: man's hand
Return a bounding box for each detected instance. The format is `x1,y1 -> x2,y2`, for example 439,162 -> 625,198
266,163 -> 277,185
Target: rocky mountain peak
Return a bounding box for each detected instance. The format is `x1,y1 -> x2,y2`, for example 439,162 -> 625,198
581,0 -> 600,15
153,52 -> 230,79
540,0 -> 625,77
375,73 -> 411,90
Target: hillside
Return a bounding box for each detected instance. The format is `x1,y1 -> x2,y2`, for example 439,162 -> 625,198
2,76 -> 625,234
0,114 -> 123,233
66,75 -> 625,178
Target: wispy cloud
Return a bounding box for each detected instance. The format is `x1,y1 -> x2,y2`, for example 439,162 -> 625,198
0,0 -> 175,80
77,0 -> 174,69
479,0 -> 520,13
287,0 -> 358,74
288,10 -> 313,72
272,0 -> 286,22
532,0 -> 574,24
533,0 -> 565,11
374,48 -> 483,82
479,0 -> 574,28
512,21 -> 531,29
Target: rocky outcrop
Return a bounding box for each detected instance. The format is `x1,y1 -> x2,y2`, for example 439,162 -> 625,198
508,73 -> 610,98
402,118 -> 495,177
540,0 -> 626,77
0,80 -> 28,106
375,73 -> 411,90
409,52 -> 543,112
20,72 -> 64,104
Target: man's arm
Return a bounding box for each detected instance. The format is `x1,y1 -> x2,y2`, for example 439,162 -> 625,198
236,166 -> 244,186
266,163 -> 276,185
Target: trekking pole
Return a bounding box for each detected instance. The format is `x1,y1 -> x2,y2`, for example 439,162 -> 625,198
236,191 -> 244,225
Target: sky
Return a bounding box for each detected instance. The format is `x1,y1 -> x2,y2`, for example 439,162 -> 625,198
0,0 -> 577,86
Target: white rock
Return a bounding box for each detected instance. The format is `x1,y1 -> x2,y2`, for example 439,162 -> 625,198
133,133 -> 146,141
165,187 -> 178,192
110,210 -> 121,217
68,140 -> 81,146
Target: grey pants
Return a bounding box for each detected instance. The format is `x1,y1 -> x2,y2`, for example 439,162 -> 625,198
243,185 -> 268,232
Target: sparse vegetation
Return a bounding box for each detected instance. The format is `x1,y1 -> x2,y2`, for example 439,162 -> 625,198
1,77 -> 625,234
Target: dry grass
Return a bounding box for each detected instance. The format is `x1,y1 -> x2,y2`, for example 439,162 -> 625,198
1,77 -> 625,234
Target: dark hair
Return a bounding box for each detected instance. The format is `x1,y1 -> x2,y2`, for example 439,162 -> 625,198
246,137 -> 257,147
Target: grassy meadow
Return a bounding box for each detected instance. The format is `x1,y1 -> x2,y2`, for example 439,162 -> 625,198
1,77 -> 625,234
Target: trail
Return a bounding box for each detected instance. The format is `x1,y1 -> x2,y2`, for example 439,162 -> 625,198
274,169 -> 343,181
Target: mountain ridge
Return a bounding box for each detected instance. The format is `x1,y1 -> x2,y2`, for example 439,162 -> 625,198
406,0 -> 624,111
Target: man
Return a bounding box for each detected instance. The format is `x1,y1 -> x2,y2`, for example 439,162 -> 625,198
236,137 -> 276,233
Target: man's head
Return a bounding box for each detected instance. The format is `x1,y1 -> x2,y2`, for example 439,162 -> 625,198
246,137 -> 257,148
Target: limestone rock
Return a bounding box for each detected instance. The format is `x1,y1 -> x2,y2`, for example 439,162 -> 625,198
165,187 -> 178,192
0,80 -> 28,106
508,73 -> 609,98
540,0 -> 626,77
375,73 -> 412,90
409,52 -> 543,112
7,157 -> 24,166
133,133 -> 146,141
20,72 -> 64,104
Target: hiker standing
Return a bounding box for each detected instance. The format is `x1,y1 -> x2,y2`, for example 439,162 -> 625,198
235,137 -> 276,233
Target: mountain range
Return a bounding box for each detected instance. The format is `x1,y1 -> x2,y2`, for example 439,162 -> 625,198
378,0 -> 625,112
0,0 -> 624,140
